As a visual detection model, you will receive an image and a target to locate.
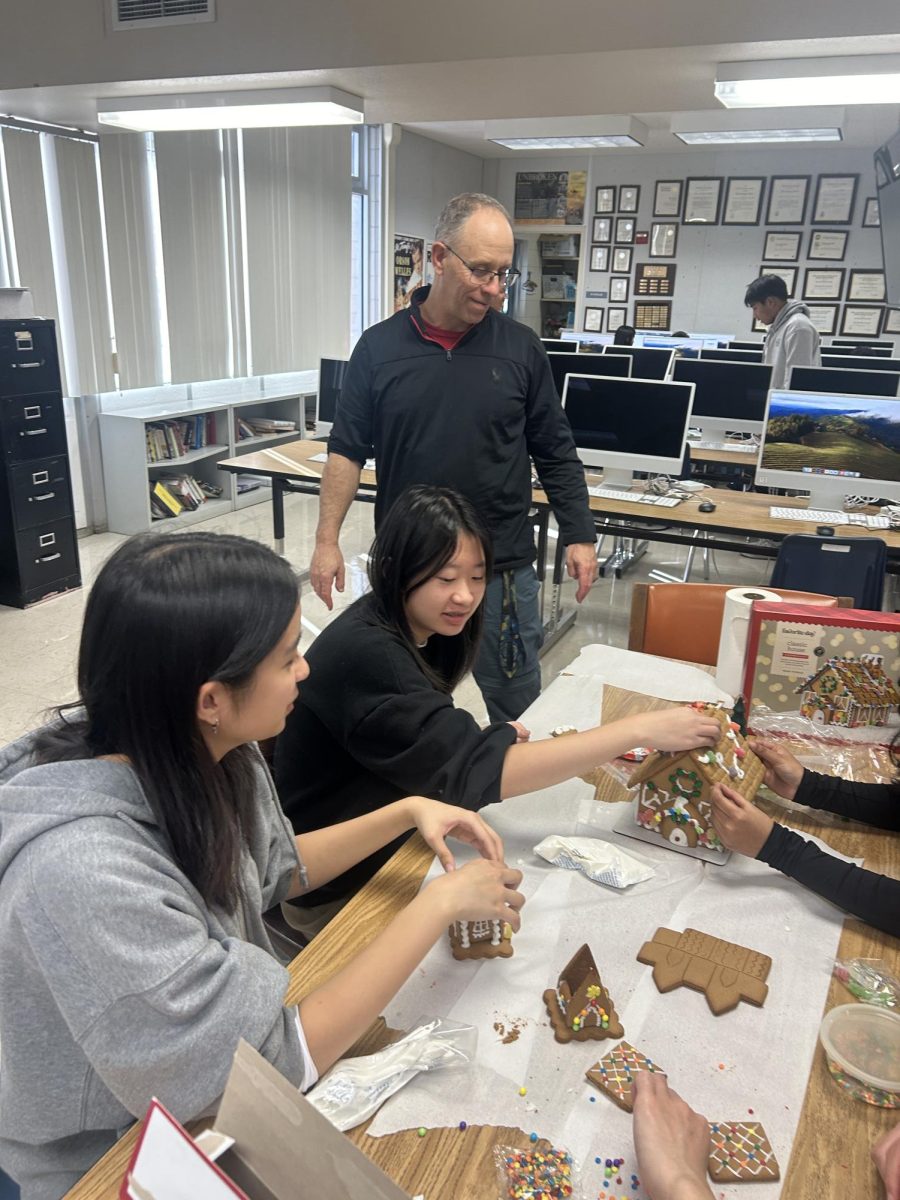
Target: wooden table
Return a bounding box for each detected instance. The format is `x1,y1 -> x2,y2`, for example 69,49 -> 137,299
68,668 -> 899,1200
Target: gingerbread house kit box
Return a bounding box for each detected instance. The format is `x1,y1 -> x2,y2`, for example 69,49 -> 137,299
742,603 -> 900,744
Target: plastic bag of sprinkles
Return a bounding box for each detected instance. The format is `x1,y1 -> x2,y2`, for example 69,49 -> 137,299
494,1141 -> 580,1199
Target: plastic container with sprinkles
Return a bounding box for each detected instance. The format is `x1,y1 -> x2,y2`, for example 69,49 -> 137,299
819,1003 -> 900,1108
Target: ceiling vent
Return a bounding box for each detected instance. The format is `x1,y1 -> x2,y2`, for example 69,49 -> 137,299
109,0 -> 215,31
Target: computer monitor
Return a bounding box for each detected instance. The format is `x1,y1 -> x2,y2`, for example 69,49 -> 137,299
789,365 -> 900,398
640,334 -> 703,356
756,389 -> 900,508
541,338 -> 571,353
728,340 -> 765,351
547,351 -> 630,399
316,358 -> 347,436
700,347 -> 765,364
822,354 -> 900,374
831,339 -> 894,350
687,332 -> 737,349
825,344 -> 893,358
602,345 -> 674,380
562,374 -> 694,485
672,358 -> 772,438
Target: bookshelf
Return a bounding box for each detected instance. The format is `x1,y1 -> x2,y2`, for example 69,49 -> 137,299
99,382 -> 315,533
513,228 -> 583,339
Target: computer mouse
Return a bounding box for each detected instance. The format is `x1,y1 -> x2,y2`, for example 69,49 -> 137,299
698,500 -> 716,513
816,525 -> 835,537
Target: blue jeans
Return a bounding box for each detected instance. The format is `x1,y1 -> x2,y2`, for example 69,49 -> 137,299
473,565 -> 543,723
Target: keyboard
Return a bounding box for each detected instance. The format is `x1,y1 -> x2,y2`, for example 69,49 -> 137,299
770,506 -> 891,529
693,440 -> 759,454
587,485 -> 683,508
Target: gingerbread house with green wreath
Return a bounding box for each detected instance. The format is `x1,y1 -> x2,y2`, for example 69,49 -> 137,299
628,704 -> 764,853
795,654 -> 900,728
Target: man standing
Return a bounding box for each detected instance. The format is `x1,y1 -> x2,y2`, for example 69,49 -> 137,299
310,192 -> 597,722
744,275 -> 821,388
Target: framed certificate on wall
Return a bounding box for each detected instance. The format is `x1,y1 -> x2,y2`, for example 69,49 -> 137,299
812,174 -> 859,225
683,177 -> 723,224
615,217 -> 636,244
762,231 -> 801,262
847,270 -> 886,302
610,277 -> 630,303
612,246 -> 633,273
653,180 -> 682,218
766,176 -> 809,224
806,305 -> 839,336
803,268 -> 845,301
760,265 -> 796,297
607,306 -> 628,332
589,245 -> 609,272
619,185 -> 640,213
863,197 -> 880,228
808,229 -> 848,261
841,306 -> 884,337
595,186 -> 616,214
885,309 -> 900,335
584,306 -> 604,332
649,223 -> 678,257
723,177 -> 765,225
592,217 -> 612,243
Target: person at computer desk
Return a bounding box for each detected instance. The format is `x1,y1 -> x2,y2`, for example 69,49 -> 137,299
709,738 -> 899,937
613,324 -> 636,346
744,274 -> 821,388
276,485 -> 720,937
308,191 -> 599,724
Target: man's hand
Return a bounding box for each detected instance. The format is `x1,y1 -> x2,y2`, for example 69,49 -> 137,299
566,542 -> 598,603
309,543 -> 345,610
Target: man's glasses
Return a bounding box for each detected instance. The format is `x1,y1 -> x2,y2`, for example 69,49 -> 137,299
443,244 -> 520,289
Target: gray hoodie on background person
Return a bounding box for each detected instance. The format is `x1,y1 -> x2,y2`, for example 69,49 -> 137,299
763,298 -> 822,388
0,724 -> 315,1200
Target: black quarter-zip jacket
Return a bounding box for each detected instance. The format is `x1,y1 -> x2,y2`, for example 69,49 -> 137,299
328,286 -> 596,569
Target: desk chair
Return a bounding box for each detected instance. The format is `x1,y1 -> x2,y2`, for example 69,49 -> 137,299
770,535 -> 887,611
628,581 -> 851,665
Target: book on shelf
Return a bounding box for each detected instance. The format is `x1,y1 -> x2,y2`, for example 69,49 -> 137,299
239,416 -> 299,437
150,480 -> 183,518
159,474 -> 203,511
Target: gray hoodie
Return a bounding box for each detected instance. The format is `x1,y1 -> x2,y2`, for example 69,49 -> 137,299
0,724 -> 312,1200
763,298 -> 822,389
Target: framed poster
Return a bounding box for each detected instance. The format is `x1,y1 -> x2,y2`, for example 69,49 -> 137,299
653,179 -> 683,218
683,177 -> 723,224
607,307 -> 628,333
649,222 -> 678,257
635,262 -> 676,296
615,217 -> 636,244
760,265 -> 796,297
634,300 -> 672,331
762,231 -> 801,262
885,309 -> 900,335
841,305 -> 884,338
847,269 -> 887,302
589,245 -> 609,273
393,234 -> 426,312
612,246 -> 633,273
619,185 -> 640,213
808,229 -> 848,261
806,305 -> 839,336
803,268 -> 845,301
514,171 -> 569,223
592,217 -> 612,243
584,306 -> 604,333
610,277 -> 630,303
595,186 -> 616,215
723,177 -> 765,225
766,175 -> 810,225
812,173 -> 858,225
863,197 -> 881,228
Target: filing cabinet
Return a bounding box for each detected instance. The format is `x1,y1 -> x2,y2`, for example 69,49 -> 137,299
0,319 -> 81,608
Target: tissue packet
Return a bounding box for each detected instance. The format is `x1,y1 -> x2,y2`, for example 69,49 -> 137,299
534,834 -> 655,889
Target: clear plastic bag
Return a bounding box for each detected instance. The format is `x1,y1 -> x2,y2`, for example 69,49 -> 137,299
833,957 -> 900,1008
494,1141 -> 579,1199
307,1017 -> 477,1132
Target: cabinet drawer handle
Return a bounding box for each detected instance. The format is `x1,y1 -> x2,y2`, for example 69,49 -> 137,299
33,491 -> 56,502
15,361 -> 41,369
36,552 -> 61,564
20,428 -> 48,437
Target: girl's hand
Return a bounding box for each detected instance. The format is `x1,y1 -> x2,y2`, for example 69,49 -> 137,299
642,707 -> 721,752
631,1073 -> 713,1200
430,858 -> 525,931
747,739 -> 805,801
872,1123 -> 900,1200
407,797 -> 504,871
507,720 -> 532,743
710,783 -> 774,857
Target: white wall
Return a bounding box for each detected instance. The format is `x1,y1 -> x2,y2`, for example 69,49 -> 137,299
494,146 -> 896,349
393,130 -> 484,250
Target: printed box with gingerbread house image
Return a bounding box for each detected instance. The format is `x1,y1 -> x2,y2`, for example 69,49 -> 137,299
742,603 -> 900,750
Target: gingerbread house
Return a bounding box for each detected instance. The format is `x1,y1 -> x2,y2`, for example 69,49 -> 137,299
542,944 -> 624,1043
449,918 -> 513,961
795,654 -> 900,728
627,704 -> 764,853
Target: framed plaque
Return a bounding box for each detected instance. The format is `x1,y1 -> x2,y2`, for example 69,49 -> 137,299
635,262 -> 676,297
803,268 -> 845,301
595,186 -> 616,215
885,309 -> 900,335
584,306 -> 604,333
806,305 -> 839,336
766,175 -> 809,225
723,177 -> 764,225
683,177 -> 723,224
619,185 -> 640,213
592,217 -> 612,243
760,265 -> 796,297
808,229 -> 848,261
847,269 -> 886,302
612,246 -> 633,273
634,300 -> 672,331
607,306 -> 628,332
762,231 -> 801,262
812,174 -> 858,225
589,245 -> 609,273
653,179 -> 683,218
649,222 -> 678,257
863,197 -> 880,228
615,216 -> 636,244
841,305 -> 884,338
610,277 -> 630,303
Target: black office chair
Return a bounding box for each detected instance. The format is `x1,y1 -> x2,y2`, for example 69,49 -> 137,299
770,534 -> 887,611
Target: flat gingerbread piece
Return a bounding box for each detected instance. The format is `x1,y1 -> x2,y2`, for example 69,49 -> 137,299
449,918 -> 513,960
708,1121 -> 780,1182
543,944 -> 624,1044
585,1041 -> 666,1111
637,927 -> 770,1015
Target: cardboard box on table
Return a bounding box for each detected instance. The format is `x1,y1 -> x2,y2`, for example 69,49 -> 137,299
121,1041 -> 413,1200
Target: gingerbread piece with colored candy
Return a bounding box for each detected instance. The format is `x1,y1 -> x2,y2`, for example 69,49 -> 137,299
543,944 -> 624,1043
637,927 -> 771,1015
707,1120 -> 780,1182
585,1041 -> 666,1111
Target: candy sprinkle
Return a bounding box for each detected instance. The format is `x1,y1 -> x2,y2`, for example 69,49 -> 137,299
417,1127 -> 427,1138
519,1086 -> 528,1096
459,1120 -> 467,1131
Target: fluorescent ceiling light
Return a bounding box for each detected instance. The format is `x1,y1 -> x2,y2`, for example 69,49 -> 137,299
675,127 -> 841,144
485,116 -> 647,150
491,134 -> 641,149
715,56 -> 900,107
97,87 -> 364,132
671,107 -> 843,145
